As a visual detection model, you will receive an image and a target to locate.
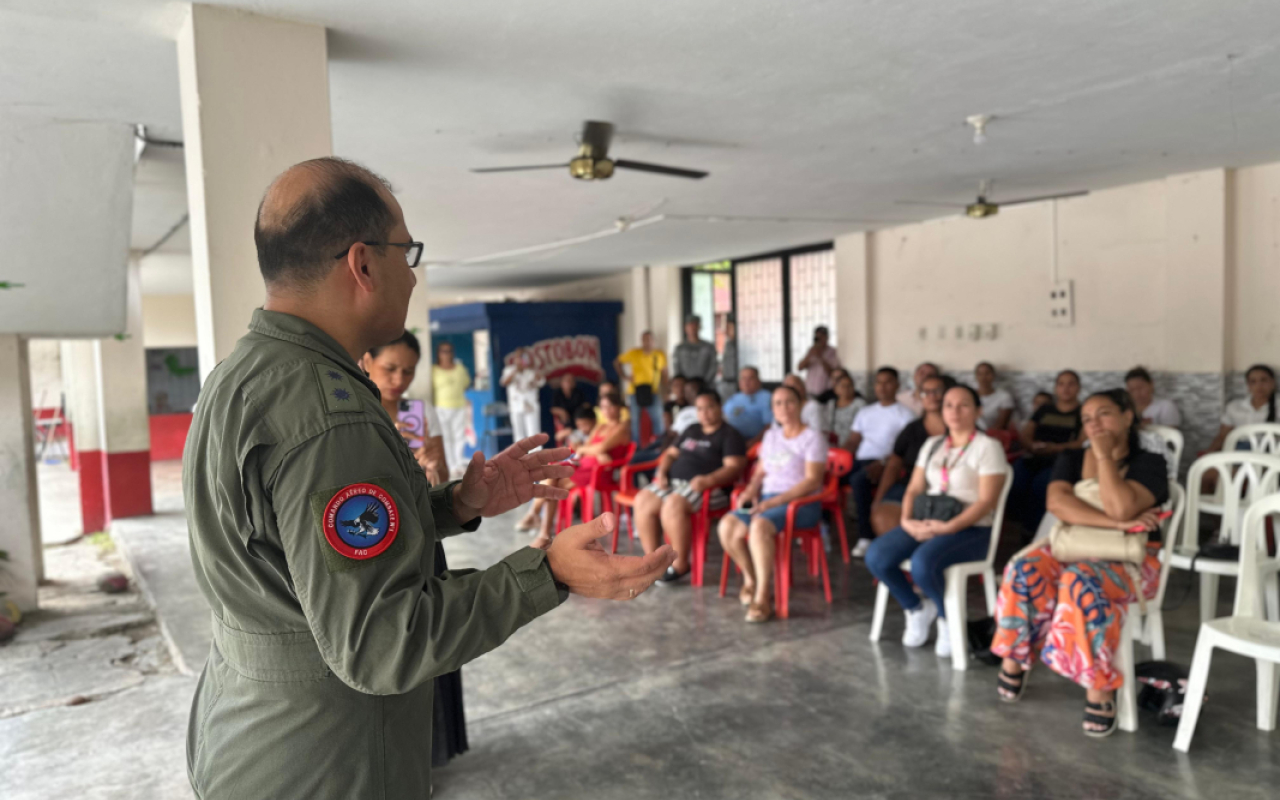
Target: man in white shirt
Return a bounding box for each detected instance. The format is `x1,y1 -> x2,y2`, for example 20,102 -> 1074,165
844,367 -> 917,555
499,347 -> 546,445
896,361 -> 940,416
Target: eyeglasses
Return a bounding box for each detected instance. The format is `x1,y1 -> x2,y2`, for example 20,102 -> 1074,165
333,241 -> 424,268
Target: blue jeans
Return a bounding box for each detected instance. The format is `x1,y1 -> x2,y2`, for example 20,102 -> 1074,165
629,394 -> 664,443
846,459 -> 881,543
732,493 -> 822,532
1010,458 -> 1055,535
864,525 -> 992,617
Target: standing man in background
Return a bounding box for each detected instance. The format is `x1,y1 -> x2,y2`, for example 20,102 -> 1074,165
500,347 -> 545,445
615,331 -> 668,444
184,156 -> 675,800
717,316 -> 738,402
673,314 -> 718,385
797,325 -> 841,399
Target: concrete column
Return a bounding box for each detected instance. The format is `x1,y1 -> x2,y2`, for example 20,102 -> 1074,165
0,336 -> 43,612
404,269 -> 434,402
177,4 -> 333,382
834,232 -> 874,380
57,262 -> 153,532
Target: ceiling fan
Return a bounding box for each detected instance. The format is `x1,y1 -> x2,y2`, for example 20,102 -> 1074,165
896,179 -> 1087,219
471,120 -> 708,181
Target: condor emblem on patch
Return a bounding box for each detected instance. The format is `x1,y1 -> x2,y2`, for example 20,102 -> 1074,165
322,483 -> 400,560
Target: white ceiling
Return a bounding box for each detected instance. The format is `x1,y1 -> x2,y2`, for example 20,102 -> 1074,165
8,0 -> 1280,289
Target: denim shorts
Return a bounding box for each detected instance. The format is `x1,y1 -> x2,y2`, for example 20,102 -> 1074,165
732,492 -> 823,531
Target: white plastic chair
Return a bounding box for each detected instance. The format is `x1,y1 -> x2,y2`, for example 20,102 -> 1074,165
1197,423 -> 1280,517
1168,452 -> 1280,622
1146,424 -> 1184,480
1174,491 -> 1280,752
869,463 -> 1014,671
1113,481 -> 1186,732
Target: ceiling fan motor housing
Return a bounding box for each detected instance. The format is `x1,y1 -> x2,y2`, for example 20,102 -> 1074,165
569,155 -> 615,180
966,201 -> 998,218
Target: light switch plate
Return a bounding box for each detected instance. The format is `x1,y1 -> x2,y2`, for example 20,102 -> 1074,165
1049,280 -> 1074,327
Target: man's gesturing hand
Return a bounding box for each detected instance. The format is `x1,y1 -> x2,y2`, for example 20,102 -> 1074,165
454,433 -> 574,520
546,513 -> 676,600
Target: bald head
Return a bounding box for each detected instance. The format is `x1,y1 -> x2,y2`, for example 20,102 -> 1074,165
255,157 -> 396,290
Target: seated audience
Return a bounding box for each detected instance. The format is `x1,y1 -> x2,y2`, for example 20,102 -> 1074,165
783,373 -> 825,432
897,362 -> 941,416
865,385 -> 1007,655
538,391 -> 632,540
859,374 -> 949,554
718,386 -> 828,623
634,390 -> 747,586
594,381 -> 631,425
993,389 -> 1169,738
1031,391 -> 1053,413
523,405 -> 599,532
974,361 -> 1015,431
723,366 -> 773,444
667,375 -> 688,408
844,367 -> 917,554
671,378 -> 706,435
1010,369 -> 1084,534
823,372 -> 867,443
360,331 -> 446,484
550,373 -> 586,429
1124,366 -> 1181,428
1206,363 -> 1277,451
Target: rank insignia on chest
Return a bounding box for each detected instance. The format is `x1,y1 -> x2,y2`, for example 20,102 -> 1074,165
322,483 -> 401,560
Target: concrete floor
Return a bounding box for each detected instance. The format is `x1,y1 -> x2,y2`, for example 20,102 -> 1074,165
4,462 -> 1278,799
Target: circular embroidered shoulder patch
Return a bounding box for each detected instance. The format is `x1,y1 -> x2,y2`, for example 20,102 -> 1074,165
322,483 -> 400,560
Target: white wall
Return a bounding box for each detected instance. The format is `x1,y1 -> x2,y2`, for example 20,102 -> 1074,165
846,169 -> 1234,376
141,294 -> 198,348
27,339 -> 63,409
1230,162 -> 1280,371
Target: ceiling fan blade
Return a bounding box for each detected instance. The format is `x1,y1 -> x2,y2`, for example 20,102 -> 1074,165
665,214 -> 889,224
613,159 -> 708,180
997,190 -> 1088,207
470,164 -> 567,174
894,199 -> 960,208
581,121 -> 615,157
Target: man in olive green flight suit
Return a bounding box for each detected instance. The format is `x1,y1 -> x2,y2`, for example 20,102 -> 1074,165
184,157 -> 674,799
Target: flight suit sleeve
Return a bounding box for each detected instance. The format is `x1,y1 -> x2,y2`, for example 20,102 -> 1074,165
272,421 -> 563,695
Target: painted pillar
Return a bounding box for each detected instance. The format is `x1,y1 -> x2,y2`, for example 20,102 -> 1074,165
177,4 -> 333,383
0,336 -> 43,612
834,232 -> 874,387
404,268 -> 434,403
58,261 -> 153,532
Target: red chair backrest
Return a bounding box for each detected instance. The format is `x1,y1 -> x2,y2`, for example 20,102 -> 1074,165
593,442 -> 637,491
823,447 -> 853,495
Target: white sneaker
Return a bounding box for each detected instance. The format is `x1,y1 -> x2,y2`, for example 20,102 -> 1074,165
934,619 -> 952,658
902,599 -> 938,648
851,539 -> 871,559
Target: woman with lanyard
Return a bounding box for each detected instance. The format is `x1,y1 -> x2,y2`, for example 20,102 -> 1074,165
864,385 -> 1008,656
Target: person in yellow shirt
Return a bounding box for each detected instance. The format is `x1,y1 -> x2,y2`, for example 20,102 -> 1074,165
432,341 -> 472,478
614,331 -> 669,443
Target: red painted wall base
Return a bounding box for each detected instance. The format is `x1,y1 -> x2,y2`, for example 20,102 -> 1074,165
149,413 -> 193,461
77,449 -> 153,533
77,449 -> 107,534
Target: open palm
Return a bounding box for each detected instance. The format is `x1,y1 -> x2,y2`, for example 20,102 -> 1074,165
456,433 -> 574,518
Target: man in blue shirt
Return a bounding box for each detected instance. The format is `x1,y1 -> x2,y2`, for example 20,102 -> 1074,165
722,366 -> 772,445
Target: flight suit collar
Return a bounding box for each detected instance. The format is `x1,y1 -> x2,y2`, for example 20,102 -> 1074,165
248,309 -> 381,398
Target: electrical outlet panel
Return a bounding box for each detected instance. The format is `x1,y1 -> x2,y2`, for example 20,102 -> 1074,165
1049,280 -> 1074,327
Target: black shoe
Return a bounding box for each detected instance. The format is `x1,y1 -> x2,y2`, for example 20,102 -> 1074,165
654,566 -> 690,587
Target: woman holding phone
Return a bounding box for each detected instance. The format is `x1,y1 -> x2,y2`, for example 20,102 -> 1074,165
361,331 -> 467,767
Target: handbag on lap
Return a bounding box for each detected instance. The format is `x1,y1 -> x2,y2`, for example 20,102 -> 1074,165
1047,479 -> 1149,564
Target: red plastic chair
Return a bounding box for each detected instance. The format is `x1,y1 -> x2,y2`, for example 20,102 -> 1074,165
822,449 -> 854,563
984,428 -> 1019,461
557,442 -> 638,552
719,449 -> 851,618
613,457 -> 660,550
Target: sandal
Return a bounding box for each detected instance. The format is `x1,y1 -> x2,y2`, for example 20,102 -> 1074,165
739,583 -> 756,607
1083,700 -> 1117,738
997,668 -> 1028,703
745,602 -> 774,623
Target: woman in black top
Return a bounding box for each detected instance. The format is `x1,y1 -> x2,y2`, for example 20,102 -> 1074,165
1010,369 -> 1085,534
992,389 -> 1169,738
